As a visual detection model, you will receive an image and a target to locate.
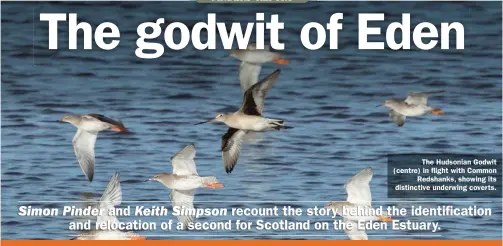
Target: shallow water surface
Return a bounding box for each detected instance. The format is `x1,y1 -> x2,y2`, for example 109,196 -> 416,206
1,1 -> 502,240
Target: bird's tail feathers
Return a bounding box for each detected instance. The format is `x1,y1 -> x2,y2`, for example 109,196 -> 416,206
267,118 -> 293,130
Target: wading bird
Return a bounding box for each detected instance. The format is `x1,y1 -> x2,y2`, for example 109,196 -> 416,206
325,167 -> 392,240
147,144 -> 224,229
58,114 -> 128,182
378,91 -> 445,127
195,69 -> 292,173
225,44 -> 289,92
72,172 -> 146,240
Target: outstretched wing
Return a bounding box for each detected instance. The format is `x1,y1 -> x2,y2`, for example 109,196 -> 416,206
170,144 -> 198,176
96,172 -> 122,226
405,91 -> 443,106
221,128 -> 247,173
237,43 -> 273,92
87,114 -> 126,129
72,129 -> 98,182
389,110 -> 406,127
170,189 -> 195,229
239,62 -> 262,93
238,69 -> 281,116
345,167 -> 373,206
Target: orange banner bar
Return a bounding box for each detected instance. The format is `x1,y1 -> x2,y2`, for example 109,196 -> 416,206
1,240 -> 502,246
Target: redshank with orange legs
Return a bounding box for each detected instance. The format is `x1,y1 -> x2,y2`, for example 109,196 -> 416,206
378,91 -> 445,127
225,43 -> 289,92
147,143 -> 224,229
58,113 -> 128,181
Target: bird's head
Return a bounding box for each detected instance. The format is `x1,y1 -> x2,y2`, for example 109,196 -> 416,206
195,113 -> 228,125
213,113 -> 229,122
146,173 -> 171,184
378,99 -> 398,108
324,201 -> 347,214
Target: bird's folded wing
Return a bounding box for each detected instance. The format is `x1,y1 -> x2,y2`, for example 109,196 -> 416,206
343,218 -> 368,240
72,129 -> 98,182
389,110 -> 406,127
345,167 -> 373,206
170,189 -> 195,229
221,128 -> 247,173
96,172 -> 122,226
171,144 -> 198,176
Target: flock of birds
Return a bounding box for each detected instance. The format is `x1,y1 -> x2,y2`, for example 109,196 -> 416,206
56,44 -> 445,240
